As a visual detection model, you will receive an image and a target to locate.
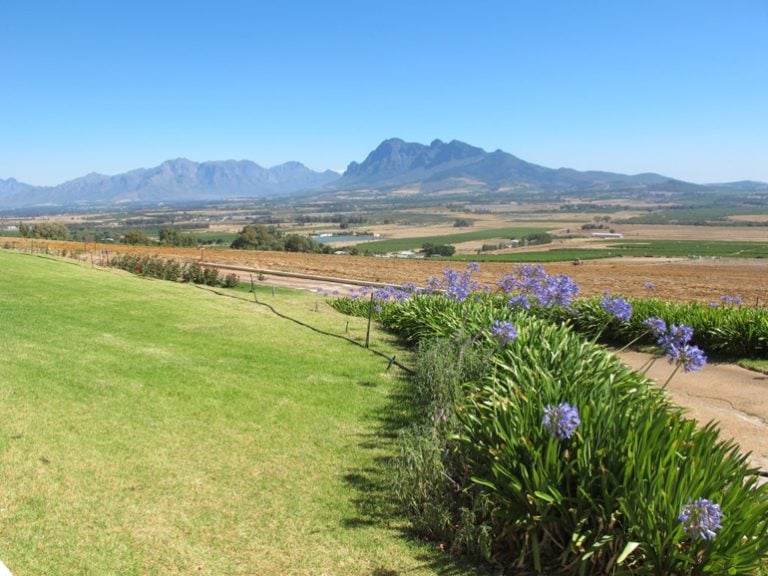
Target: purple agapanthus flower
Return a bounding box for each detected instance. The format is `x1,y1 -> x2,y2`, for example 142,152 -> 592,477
643,316 -> 667,338
658,324 -> 695,351
372,285 -> 412,303
644,318 -> 707,372
426,263 -> 486,302
600,294 -> 632,322
542,403 -> 580,440
666,344 -> 707,373
508,294 -> 531,310
679,498 -> 723,540
490,320 -> 517,346
498,265 -> 579,308
720,295 -> 743,306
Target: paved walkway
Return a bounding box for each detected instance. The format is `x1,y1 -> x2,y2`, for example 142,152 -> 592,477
617,350 -> 768,473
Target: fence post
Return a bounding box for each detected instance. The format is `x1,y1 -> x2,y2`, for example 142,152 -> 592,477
365,293 -> 374,349
249,274 -> 257,302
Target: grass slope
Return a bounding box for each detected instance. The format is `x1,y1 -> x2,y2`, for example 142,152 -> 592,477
0,251 -> 479,575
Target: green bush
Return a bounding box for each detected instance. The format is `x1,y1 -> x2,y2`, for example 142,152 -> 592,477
202,267 -> 220,286
182,262 -> 205,284
392,338 -> 494,558
562,298 -> 768,359
422,243 -> 456,257
345,294 -> 768,574
457,317 -> 768,574
222,273 -> 239,288
330,291 -> 768,360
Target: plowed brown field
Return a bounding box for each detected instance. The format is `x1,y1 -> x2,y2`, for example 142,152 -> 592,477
14,239 -> 768,304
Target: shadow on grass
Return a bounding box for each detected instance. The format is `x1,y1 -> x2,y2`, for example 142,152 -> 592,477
345,373 -> 494,576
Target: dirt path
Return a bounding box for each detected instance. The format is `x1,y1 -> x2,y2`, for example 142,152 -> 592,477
617,350 -> 768,474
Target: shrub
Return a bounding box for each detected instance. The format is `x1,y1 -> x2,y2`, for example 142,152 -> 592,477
455,317 -> 768,573
422,243 -> 456,257
202,267 -> 220,286
340,291 -> 768,574
222,273 -> 239,288
392,337 -> 494,557
182,262 -> 205,284
561,297 -> 768,359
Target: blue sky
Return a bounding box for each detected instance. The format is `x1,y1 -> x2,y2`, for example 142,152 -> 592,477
2,0 -> 767,185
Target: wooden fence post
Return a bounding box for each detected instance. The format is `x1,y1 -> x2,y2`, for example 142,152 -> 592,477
365,293 -> 374,349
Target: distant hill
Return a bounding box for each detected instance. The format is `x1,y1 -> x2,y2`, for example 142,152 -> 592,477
334,138 -> 708,196
1,140 -> 765,210
0,178 -> 36,200
0,159 -> 340,209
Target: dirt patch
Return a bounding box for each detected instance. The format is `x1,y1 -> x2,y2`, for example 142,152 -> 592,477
614,223 -> 768,242
618,350 -> 768,475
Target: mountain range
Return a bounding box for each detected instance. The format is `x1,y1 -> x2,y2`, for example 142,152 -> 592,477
0,159 -> 339,209
1,138 -> 766,210
337,138 -> 691,193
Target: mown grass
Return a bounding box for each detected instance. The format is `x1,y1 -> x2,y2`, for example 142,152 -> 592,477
738,358 -> 768,374
0,251 -> 484,575
354,226 -> 549,253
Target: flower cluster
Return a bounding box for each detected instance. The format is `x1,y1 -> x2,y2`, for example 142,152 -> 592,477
507,294 -> 532,310
426,262 -> 487,302
720,294 -> 743,306
643,317 -> 707,373
498,265 -> 579,308
679,498 -> 723,540
542,403 -> 580,440
643,316 -> 667,338
709,295 -> 744,307
490,320 -> 518,346
345,284 -> 419,303
599,293 -> 633,322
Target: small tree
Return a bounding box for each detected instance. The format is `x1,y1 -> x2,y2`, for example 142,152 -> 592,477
122,230 -> 150,245
422,243 -> 456,257
230,225 -> 283,251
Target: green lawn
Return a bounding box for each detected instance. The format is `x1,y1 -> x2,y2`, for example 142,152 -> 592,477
0,251 -> 483,575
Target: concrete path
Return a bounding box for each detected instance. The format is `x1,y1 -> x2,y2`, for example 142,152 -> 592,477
617,350 -> 768,473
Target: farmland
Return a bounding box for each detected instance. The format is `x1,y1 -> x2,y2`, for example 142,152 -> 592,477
5,236 -> 767,305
